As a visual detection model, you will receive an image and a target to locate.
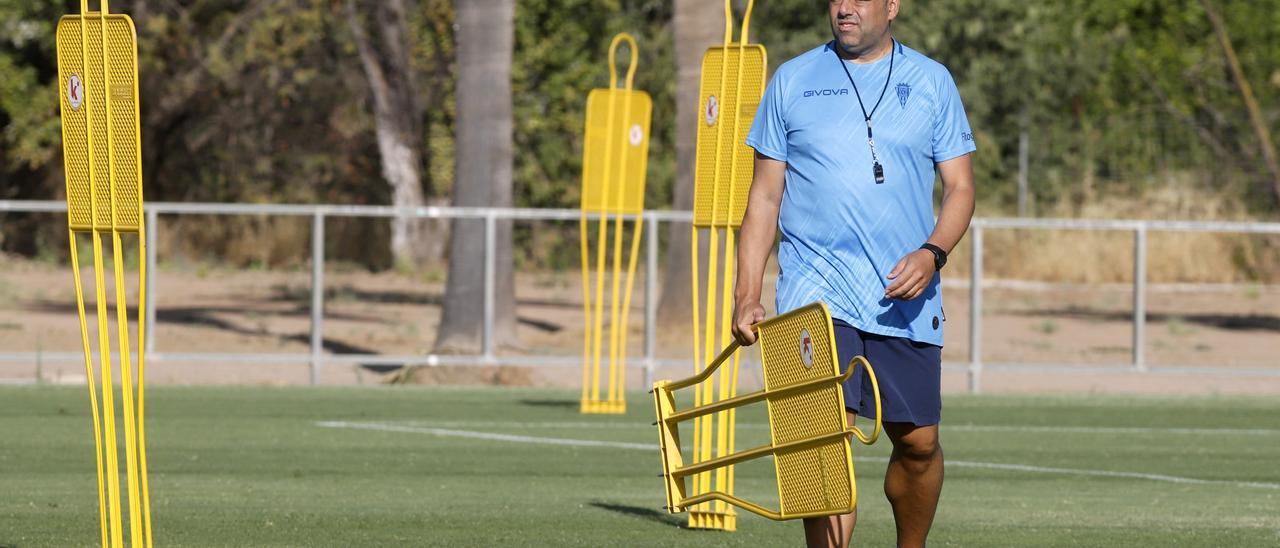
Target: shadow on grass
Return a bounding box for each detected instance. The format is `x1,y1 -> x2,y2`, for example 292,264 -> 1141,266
1005,308 -> 1280,333
589,501 -> 689,528
519,399 -> 578,409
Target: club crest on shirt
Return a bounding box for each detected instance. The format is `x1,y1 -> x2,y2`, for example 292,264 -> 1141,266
896,83 -> 911,107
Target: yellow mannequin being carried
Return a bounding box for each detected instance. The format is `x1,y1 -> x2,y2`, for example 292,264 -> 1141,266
653,303 -> 882,523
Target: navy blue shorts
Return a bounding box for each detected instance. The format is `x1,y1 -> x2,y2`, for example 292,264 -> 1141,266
833,318 -> 942,426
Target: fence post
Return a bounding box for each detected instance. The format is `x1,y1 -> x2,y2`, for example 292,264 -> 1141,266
145,208 -> 157,354
1017,129 -> 1029,217
1133,225 -> 1147,371
310,211 -> 325,385
483,211 -> 496,362
968,225 -> 984,394
644,215 -> 658,390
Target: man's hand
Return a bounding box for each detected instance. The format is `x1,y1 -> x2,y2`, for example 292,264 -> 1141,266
732,300 -> 767,346
885,249 -> 936,300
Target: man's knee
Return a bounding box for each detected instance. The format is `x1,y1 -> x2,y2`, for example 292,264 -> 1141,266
887,423 -> 942,465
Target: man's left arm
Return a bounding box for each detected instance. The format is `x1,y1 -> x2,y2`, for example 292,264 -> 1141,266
884,154 -> 976,300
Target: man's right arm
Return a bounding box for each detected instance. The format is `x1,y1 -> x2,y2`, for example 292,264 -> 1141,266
732,152 -> 787,346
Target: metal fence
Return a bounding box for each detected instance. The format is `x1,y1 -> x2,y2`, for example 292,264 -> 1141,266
3,199 -> 1279,391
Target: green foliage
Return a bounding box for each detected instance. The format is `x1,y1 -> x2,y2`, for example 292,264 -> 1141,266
0,1 -> 65,192
511,0 -> 675,212
412,0 -> 457,197
2,0 -> 1279,266
756,0 -> 1280,214
893,0 -> 1280,214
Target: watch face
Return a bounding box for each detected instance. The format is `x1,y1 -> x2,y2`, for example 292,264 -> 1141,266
923,245 -> 945,270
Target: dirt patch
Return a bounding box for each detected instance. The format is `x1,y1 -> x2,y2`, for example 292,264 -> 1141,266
1,258 -> 1277,393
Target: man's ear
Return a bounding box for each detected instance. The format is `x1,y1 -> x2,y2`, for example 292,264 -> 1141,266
887,0 -> 900,21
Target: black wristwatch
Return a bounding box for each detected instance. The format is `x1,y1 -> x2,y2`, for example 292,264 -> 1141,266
920,243 -> 947,271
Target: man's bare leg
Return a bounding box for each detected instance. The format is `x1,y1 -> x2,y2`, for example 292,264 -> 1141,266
883,422 -> 943,548
803,509 -> 855,548
802,410 -> 860,548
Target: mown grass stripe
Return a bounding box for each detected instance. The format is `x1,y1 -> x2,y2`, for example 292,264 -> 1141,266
318,420 -> 1280,491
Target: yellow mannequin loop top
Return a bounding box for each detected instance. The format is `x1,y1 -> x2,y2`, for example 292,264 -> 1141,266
81,0 -> 103,15
81,0 -> 110,16
607,32 -> 639,91
723,0 -> 755,46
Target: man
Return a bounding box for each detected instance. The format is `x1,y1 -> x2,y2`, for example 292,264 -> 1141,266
731,1 -> 976,547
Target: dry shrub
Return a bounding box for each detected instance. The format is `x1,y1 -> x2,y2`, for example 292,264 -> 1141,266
164,215 -> 311,268
950,179 -> 1279,283
393,365 -> 538,386
161,215 -> 393,270
223,216 -> 311,268
982,229 -> 1135,283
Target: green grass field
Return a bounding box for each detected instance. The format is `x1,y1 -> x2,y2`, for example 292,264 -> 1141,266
2,385 -> 1278,547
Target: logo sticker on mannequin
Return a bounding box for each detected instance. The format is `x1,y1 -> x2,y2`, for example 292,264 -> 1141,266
799,329 -> 813,368
629,124 -> 643,146
67,74 -> 83,110
705,95 -> 719,126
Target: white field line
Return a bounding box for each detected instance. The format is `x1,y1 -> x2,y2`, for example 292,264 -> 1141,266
944,424 -> 1280,436
942,459 -> 1280,490
319,419 -> 1280,437
317,420 -> 1280,490
316,420 -> 652,451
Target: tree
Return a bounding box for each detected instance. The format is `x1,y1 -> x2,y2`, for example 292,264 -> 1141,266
0,1 -> 86,254
4,0 -> 1279,267
1199,0 -> 1280,206
346,0 -> 443,266
656,0 -> 722,325
435,0 -> 517,352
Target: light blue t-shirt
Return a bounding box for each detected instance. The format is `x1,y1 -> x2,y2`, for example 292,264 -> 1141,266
745,40 -> 975,346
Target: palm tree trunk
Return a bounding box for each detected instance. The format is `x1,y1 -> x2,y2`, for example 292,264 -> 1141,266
435,0 -> 517,353
657,0 -> 723,325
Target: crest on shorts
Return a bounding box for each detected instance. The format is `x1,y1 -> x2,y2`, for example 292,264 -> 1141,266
896,82 -> 911,107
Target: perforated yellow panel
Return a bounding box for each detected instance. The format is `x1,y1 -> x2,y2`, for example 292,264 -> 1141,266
56,15 -> 142,233
692,45 -> 766,228
775,442 -> 852,514
618,92 -> 652,214
756,303 -> 855,516
580,89 -> 652,214
654,302 -> 873,523
56,20 -> 92,231
107,17 -> 141,231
